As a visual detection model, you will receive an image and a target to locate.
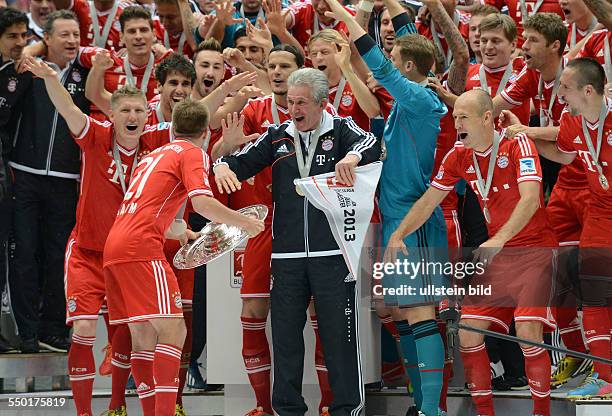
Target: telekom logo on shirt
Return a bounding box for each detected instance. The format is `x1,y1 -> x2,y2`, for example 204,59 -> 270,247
577,149 -> 607,173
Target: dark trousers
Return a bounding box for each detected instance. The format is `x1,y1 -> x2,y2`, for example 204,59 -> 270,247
9,170 -> 77,340
0,196 -> 12,296
271,256 -> 364,416
189,213 -> 208,363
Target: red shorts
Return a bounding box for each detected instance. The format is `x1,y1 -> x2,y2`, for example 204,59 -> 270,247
580,215 -> 612,248
461,247 -> 558,333
461,306 -> 557,334
546,187 -> 589,246
240,226 -> 272,298
104,260 -> 183,325
164,239 -> 195,311
64,237 -> 106,324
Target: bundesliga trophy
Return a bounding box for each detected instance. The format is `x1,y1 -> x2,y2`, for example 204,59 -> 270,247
173,205 -> 268,269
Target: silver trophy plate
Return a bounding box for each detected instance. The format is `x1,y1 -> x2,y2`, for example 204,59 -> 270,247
173,204 -> 268,269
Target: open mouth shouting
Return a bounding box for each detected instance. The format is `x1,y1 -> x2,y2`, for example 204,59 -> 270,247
272,78 -> 284,87
316,65 -> 328,72
126,124 -> 139,132
458,132 -> 468,141
203,79 -> 214,88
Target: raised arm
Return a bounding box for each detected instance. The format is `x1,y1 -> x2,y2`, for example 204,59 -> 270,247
382,0 -> 410,20
85,49 -> 114,118
263,0 -> 306,56
177,0 -> 197,51
582,0 -> 612,30
200,71 -> 258,120
209,0 -> 242,45
23,57 -> 87,136
423,0 -> 469,94
335,36 -> 381,118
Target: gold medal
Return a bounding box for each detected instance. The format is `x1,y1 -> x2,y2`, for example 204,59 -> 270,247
295,184 -> 305,196
599,173 -> 609,191
483,204 -> 491,224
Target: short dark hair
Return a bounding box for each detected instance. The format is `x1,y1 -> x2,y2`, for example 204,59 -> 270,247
155,53 -> 197,85
566,58 -> 606,96
193,37 -> 222,61
524,13 -> 567,56
233,26 -> 248,44
172,99 -> 210,139
0,7 -> 29,37
269,44 -> 304,68
43,10 -> 78,35
119,5 -> 153,32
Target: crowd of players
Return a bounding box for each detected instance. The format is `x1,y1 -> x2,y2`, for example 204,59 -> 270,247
0,0 -> 611,415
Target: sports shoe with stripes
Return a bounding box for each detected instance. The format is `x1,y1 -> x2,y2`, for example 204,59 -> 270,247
550,356 -> 592,388
566,372 -> 608,399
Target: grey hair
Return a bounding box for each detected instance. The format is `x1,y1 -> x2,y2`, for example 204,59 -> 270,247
287,68 -> 329,104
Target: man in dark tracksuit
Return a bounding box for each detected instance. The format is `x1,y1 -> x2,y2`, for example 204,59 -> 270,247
0,8 -> 32,353
214,68 -> 381,415
9,10 -> 87,353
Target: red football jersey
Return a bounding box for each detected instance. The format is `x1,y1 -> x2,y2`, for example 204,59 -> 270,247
431,132 -> 556,247
565,23 -> 596,51
72,116 -> 172,252
556,98 -> 612,219
465,60 -> 530,125
153,19 -> 194,59
79,47 -> 170,103
287,1 -> 352,56
71,0 -> 125,50
482,0 -> 565,46
577,29 -> 610,66
104,140 -> 214,265
329,80 -> 370,131
500,61 -> 588,189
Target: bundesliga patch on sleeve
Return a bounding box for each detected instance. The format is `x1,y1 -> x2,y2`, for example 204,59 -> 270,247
519,157 -> 537,175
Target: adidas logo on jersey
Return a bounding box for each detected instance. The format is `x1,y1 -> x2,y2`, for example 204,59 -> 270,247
466,165 -> 475,173
344,273 -> 356,282
261,120 -> 270,128
276,143 -> 289,154
137,382 -> 150,392
597,49 -> 604,57
470,74 -> 480,81
573,136 -> 583,144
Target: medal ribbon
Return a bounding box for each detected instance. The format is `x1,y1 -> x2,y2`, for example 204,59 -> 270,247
89,0 -> 120,48
294,116 -> 324,179
519,0 -> 544,27
581,98 -> 608,183
123,52 -> 155,94
332,77 -> 347,110
538,63 -> 562,127
479,63 -> 513,97
472,131 -> 502,222
112,140 -> 140,194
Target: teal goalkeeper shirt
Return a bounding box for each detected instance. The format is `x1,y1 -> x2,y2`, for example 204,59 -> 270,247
355,15 -> 447,221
